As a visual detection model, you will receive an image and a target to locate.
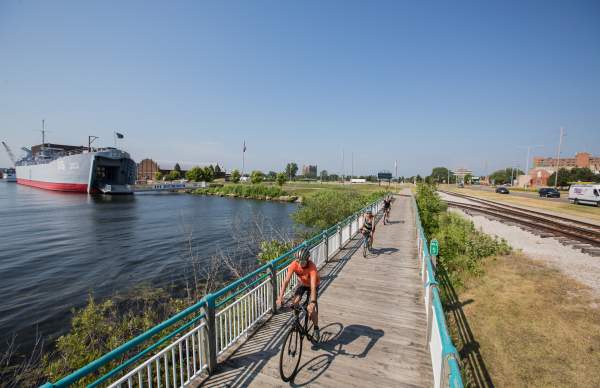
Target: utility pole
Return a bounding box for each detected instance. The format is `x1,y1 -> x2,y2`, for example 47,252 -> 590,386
342,149 -> 345,184
520,145 -> 544,188
351,152 -> 354,179
554,127 -> 565,187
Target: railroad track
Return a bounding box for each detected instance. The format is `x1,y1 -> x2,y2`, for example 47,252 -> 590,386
438,190 -> 600,250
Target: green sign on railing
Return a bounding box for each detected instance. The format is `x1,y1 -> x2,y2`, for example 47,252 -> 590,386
430,239 -> 439,256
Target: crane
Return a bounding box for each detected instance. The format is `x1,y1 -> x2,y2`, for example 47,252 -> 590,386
2,141 -> 17,166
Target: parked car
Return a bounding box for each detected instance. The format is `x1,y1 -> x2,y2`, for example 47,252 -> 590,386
569,184 -> 600,206
495,186 -> 510,194
538,187 -> 561,198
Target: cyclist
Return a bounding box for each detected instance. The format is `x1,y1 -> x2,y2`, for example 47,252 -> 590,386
361,210 -> 376,250
277,247 -> 321,341
383,197 -> 392,224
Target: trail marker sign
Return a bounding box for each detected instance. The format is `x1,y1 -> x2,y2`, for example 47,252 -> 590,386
430,239 -> 439,256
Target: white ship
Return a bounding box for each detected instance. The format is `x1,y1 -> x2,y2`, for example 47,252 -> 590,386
16,144 -> 136,193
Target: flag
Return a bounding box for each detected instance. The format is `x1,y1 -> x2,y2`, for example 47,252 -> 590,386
115,132 -> 124,139
243,140 -> 246,153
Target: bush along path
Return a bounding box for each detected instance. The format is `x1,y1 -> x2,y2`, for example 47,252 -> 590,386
415,183 -> 511,386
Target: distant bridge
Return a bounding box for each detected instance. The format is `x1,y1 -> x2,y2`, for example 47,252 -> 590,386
41,191 -> 463,388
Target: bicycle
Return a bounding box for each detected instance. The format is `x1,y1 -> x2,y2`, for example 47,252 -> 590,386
279,296 -> 318,382
362,231 -> 373,258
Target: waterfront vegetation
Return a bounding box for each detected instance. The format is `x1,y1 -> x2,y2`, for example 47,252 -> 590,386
193,183 -> 291,200
293,190 -> 387,231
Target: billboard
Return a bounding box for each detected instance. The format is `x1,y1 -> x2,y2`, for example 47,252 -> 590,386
377,172 -> 392,180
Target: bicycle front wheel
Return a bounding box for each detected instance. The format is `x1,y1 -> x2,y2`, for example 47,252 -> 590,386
279,327 -> 303,382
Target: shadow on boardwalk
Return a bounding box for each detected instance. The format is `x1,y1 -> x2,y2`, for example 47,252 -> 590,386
199,236 -> 366,388
439,271 -> 494,388
290,323 -> 384,387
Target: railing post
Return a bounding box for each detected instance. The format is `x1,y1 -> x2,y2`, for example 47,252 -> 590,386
269,263 -> 278,313
205,294 -> 218,374
338,225 -> 342,249
323,232 -> 329,262
425,282 -> 435,347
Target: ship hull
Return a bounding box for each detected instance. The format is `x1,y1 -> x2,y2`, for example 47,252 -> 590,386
16,150 -> 136,194
16,178 -> 89,192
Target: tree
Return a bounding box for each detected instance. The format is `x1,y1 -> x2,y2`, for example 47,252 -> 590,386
186,166 -> 203,182
489,168 -> 524,185
464,174 -> 473,184
174,163 -> 181,173
202,166 -> 214,182
250,170 -> 264,184
167,170 -> 181,181
285,163 -> 298,180
267,171 -> 277,180
276,172 -> 286,186
329,174 -> 339,181
320,170 -> 329,181
548,168 -> 571,187
154,171 -> 163,181
429,167 -> 450,183
231,169 -> 241,183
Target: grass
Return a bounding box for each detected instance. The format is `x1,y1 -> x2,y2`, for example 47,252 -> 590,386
282,181 -> 400,198
442,185 -> 600,223
444,253 -> 600,387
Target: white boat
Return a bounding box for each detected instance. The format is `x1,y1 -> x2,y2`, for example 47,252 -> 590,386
2,168 -> 16,182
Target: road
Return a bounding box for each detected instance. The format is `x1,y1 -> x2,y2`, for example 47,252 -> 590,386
456,185 -> 569,203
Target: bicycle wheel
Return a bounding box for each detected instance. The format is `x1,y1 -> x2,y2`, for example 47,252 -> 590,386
279,327 -> 303,382
363,236 -> 367,257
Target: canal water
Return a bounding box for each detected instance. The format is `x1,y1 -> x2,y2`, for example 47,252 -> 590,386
0,182 -> 297,353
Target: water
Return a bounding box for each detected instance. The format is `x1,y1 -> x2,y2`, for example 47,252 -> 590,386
0,182 -> 297,353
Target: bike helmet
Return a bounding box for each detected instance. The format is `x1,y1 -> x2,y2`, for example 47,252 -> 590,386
295,247 -> 310,266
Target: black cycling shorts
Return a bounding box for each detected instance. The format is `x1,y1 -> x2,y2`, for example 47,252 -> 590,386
294,284 -> 319,303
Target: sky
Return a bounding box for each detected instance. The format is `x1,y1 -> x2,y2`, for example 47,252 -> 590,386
1,0 -> 599,176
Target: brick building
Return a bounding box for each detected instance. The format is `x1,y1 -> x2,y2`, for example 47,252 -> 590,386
136,159 -> 225,182
533,152 -> 600,174
302,165 -> 317,178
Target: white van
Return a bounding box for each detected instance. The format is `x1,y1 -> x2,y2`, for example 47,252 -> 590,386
568,184 -> 600,207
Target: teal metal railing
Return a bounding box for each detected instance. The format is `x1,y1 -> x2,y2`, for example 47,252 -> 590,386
41,197 -> 385,387
412,196 -> 464,388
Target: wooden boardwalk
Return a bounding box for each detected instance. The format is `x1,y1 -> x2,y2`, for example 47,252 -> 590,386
193,193 -> 432,387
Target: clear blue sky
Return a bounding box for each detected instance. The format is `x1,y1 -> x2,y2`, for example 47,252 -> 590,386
1,0 -> 599,176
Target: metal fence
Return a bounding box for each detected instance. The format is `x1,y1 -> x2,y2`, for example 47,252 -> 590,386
412,197 -> 464,388
41,198 -> 384,388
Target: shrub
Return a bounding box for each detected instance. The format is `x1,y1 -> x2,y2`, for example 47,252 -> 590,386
276,172 -> 286,186
293,190 -> 386,231
230,169 -> 241,183
250,170 -> 264,184
257,240 -> 294,264
433,212 -> 510,286
415,183 -> 446,236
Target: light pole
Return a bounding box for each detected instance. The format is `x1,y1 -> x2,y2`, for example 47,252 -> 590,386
519,145 -> 544,188
554,127 -> 565,187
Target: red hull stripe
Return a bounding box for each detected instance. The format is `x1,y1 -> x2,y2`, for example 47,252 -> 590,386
17,178 -> 88,192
